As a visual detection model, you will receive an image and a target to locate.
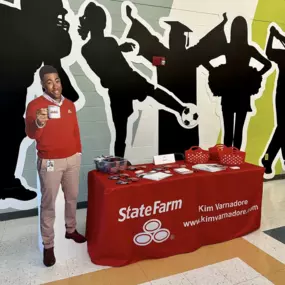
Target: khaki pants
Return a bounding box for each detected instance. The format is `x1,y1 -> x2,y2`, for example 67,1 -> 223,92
37,153 -> 81,249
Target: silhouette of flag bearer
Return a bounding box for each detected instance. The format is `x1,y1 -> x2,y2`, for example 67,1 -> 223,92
125,5 -> 228,155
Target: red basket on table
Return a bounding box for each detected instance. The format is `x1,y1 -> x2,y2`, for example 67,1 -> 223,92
209,144 -> 226,162
218,147 -> 246,166
185,146 -> 209,164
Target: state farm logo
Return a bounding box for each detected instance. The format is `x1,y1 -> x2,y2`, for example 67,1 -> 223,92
118,199 -> 182,222
133,219 -> 170,246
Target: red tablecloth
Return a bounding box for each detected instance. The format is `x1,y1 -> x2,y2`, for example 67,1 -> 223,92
86,163 -> 264,267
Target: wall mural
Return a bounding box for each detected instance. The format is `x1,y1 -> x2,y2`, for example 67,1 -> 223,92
0,0 -> 284,212
77,1 -> 192,159
207,16 -> 272,150
260,23 -> 285,179
0,0 -> 85,209
122,3 -> 228,155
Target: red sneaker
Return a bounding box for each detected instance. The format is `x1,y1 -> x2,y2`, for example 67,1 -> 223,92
65,230 -> 87,243
43,247 -> 56,267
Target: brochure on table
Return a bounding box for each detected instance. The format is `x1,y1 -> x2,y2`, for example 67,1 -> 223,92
143,172 -> 173,181
192,164 -> 227,172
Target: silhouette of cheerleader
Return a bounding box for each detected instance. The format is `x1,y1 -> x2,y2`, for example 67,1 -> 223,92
207,16 -> 271,149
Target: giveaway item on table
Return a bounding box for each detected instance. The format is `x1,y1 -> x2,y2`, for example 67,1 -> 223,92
209,144 -> 226,162
127,166 -> 137,171
153,168 -> 163,171
192,164 -> 227,172
185,146 -> 209,164
174,168 -> 193,174
94,156 -> 127,173
127,177 -> 139,182
136,171 -> 154,177
143,172 -> 172,181
127,165 -> 147,171
218,147 -> 246,166
108,175 -> 120,180
116,180 -> 129,185
163,164 -> 180,168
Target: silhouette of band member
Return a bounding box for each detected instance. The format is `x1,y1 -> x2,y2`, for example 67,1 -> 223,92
125,5 -> 228,155
262,25 -> 285,174
0,0 -> 79,201
207,16 -> 271,149
78,3 -> 189,158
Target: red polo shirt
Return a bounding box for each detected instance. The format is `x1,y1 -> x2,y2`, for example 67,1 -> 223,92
25,96 -> 82,159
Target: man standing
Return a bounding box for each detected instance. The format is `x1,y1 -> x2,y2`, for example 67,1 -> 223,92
25,66 -> 86,267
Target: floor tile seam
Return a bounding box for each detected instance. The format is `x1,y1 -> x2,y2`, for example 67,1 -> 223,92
237,246 -> 285,280
211,258 -> 262,285
137,262 -> 152,284
242,235 -> 285,267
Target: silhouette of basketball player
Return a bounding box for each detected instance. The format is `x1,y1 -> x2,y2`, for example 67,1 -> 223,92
207,17 -> 271,149
78,3 -> 188,158
261,26 -> 285,174
0,0 -> 79,201
125,5 -> 228,155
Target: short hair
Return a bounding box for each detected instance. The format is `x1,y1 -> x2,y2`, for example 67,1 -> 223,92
39,65 -> 58,81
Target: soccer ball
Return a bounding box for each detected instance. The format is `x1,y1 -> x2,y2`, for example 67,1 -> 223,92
181,103 -> 199,129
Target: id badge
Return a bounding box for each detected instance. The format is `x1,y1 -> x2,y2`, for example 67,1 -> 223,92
47,160 -> 55,172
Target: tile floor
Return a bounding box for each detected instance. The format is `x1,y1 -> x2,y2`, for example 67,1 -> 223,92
139,258 -> 274,285
0,179 -> 284,285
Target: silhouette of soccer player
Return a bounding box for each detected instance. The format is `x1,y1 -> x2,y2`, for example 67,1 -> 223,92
261,25 -> 285,175
0,0 -> 79,201
125,5 -> 228,155
207,16 -> 271,149
78,2 -> 189,158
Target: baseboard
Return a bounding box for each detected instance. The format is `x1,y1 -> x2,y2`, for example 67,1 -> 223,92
0,201 -> 87,222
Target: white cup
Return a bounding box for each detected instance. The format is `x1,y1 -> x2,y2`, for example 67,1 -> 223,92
48,105 -> 61,119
